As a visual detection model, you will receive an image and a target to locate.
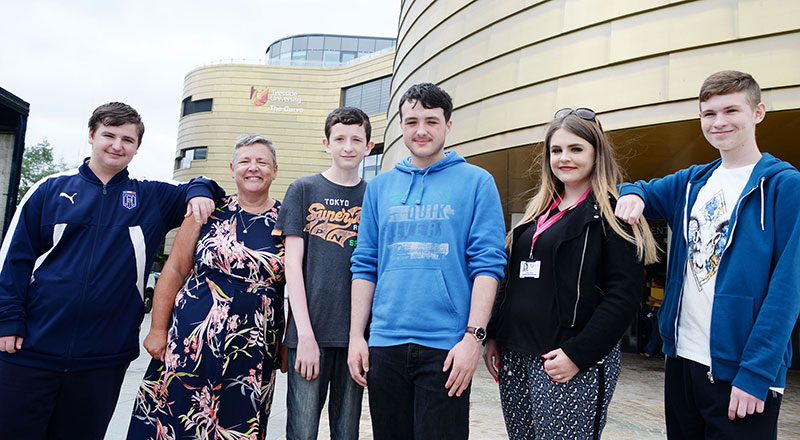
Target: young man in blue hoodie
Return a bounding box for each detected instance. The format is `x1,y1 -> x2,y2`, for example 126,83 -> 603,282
0,102 -> 222,439
615,71 -> 800,439
347,83 -> 507,439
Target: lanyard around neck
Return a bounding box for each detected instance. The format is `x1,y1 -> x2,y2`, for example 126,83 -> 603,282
529,187 -> 592,257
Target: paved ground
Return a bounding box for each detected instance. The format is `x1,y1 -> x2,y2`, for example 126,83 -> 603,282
108,315 -> 800,439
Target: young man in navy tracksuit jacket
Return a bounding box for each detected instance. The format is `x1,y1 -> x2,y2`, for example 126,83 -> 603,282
0,102 -> 223,439
616,71 -> 800,439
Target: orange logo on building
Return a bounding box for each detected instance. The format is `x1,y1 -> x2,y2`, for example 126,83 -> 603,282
304,203 -> 361,247
250,86 -> 269,106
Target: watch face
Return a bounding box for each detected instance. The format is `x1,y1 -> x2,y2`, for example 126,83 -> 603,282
475,327 -> 487,341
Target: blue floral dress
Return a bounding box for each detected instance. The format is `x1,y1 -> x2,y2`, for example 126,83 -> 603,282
128,195 -> 285,440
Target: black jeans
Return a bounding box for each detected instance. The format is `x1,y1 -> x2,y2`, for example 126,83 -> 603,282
665,356 -> 782,440
0,359 -> 128,440
367,344 -> 470,440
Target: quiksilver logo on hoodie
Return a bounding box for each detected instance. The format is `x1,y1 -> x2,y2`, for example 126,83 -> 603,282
388,204 -> 454,223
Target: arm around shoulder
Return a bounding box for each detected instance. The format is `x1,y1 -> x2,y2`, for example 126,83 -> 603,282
143,216 -> 202,360
618,166 -> 700,223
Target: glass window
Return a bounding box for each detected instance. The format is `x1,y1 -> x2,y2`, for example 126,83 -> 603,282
280,39 -> 292,54
323,36 -> 341,51
343,85 -> 362,108
182,97 -> 213,117
359,144 -> 383,181
293,36 -> 307,51
375,39 -> 394,51
380,76 -> 392,114
341,37 -> 358,51
307,49 -> 323,65
360,80 -> 381,115
358,38 -> 376,53
342,75 -> 391,115
292,50 -> 307,61
323,50 -> 340,66
192,147 -> 207,160
341,51 -> 357,63
308,36 -> 324,50
175,147 -> 208,170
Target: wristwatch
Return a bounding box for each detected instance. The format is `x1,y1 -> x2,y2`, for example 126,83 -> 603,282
466,326 -> 487,343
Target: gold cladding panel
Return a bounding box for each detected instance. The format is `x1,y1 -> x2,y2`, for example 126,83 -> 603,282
386,0 -> 800,169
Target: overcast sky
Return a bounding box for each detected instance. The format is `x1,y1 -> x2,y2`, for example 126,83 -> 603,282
1,0 -> 400,180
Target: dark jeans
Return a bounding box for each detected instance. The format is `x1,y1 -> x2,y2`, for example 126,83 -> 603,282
665,356 -> 782,440
367,343 -> 470,440
286,347 -> 363,440
0,359 -> 128,440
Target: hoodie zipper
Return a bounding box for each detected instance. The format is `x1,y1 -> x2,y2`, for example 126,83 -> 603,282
571,228 -> 590,327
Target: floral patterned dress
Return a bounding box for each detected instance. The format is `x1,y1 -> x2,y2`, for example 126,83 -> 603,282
128,195 -> 285,440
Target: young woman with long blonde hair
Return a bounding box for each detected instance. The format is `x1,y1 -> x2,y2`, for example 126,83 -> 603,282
484,109 -> 658,439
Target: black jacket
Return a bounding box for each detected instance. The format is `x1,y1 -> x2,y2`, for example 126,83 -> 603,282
487,194 -> 644,370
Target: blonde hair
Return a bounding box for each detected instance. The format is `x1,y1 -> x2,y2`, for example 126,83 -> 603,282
508,114 -> 659,264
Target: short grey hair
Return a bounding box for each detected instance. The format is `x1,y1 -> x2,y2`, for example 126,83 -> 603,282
232,134 -> 277,165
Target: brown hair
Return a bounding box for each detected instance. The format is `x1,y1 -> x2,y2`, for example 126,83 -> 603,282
699,70 -> 761,110
324,107 -> 372,143
509,114 -> 659,264
88,102 -> 145,146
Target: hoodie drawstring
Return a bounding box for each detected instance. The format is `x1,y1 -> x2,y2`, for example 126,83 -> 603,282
400,168 -> 432,205
760,177 -> 765,231
415,168 -> 432,205
400,173 -> 416,205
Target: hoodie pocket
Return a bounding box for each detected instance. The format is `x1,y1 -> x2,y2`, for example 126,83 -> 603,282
712,294 -> 754,362
372,268 -> 459,335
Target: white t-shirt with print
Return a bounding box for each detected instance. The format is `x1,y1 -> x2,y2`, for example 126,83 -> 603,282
676,163 -> 755,367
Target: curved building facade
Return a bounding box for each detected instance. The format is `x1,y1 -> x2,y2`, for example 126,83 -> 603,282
174,34 -> 395,199
384,0 -> 800,224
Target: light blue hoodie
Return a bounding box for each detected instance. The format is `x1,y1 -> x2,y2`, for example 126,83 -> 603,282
351,151 -> 507,350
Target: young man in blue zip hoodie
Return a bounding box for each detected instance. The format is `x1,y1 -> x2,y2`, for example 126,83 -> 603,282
347,83 -> 506,439
616,71 -> 800,439
0,102 -> 223,439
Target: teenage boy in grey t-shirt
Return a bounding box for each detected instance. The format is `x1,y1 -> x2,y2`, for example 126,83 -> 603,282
273,107 -> 374,439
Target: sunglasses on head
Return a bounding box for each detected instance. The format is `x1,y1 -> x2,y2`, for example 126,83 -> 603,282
554,107 -> 596,121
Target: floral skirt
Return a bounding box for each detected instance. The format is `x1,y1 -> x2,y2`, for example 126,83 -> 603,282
127,271 -> 283,440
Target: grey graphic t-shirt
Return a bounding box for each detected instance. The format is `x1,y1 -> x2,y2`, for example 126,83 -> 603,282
274,173 -> 366,348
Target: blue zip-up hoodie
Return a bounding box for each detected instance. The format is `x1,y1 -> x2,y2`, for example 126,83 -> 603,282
619,153 -> 800,400
0,161 -> 223,372
351,151 -> 507,350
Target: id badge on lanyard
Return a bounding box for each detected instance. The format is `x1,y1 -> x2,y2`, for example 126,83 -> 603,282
519,259 -> 541,278
520,187 -> 591,281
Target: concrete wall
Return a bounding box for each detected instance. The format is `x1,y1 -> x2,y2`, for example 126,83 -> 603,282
0,133 -> 14,233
